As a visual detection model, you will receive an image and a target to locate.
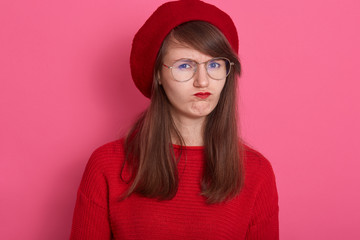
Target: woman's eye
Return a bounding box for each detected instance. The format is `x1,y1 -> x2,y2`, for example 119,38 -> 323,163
177,63 -> 191,70
208,62 -> 221,69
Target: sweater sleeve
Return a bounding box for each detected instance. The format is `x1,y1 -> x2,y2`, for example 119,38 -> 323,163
70,147 -> 112,240
245,158 -> 279,240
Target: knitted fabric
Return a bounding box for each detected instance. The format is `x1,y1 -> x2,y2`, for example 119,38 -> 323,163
70,139 -> 279,239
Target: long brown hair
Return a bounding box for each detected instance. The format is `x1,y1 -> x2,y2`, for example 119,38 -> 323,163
122,21 -> 244,204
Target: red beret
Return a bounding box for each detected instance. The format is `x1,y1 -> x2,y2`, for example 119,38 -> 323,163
130,0 -> 239,98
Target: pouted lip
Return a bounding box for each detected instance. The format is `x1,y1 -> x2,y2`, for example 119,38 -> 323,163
194,92 -> 211,99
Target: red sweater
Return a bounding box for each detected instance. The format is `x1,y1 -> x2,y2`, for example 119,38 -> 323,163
70,139 -> 279,239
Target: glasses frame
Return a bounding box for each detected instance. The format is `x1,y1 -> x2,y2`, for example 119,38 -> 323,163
162,57 -> 234,82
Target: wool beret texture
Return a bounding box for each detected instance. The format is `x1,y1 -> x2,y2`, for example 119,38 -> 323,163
130,0 -> 239,98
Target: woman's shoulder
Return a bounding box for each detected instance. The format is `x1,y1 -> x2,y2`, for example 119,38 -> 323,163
75,138 -> 127,209
240,144 -> 279,236
83,138 -> 126,175
242,144 -> 276,182
91,138 -> 125,156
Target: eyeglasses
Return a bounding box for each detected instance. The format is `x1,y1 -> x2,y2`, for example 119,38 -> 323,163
162,57 -> 234,82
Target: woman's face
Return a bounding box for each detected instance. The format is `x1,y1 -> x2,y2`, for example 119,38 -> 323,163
159,40 -> 226,122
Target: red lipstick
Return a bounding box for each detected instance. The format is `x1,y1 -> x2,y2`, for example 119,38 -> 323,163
194,92 -> 211,99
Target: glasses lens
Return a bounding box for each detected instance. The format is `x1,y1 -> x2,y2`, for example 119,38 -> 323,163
206,58 -> 230,80
172,59 -> 196,82
170,58 -> 232,81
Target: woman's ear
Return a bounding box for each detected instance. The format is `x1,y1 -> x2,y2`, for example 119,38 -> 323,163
157,72 -> 162,85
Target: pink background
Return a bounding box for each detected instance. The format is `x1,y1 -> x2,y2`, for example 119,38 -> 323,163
1,0 -> 359,239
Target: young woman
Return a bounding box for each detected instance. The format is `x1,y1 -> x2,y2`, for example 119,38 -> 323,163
70,1 -> 279,239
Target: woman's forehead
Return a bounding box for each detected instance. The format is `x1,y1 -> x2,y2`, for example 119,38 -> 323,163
163,37 -> 213,62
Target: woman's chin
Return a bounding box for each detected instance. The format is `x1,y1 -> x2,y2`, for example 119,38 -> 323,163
190,102 -> 213,116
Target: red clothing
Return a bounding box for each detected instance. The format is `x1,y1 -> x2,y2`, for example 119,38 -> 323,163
70,139 -> 279,239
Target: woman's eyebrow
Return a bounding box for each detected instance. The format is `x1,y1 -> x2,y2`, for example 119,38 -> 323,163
169,58 -> 195,64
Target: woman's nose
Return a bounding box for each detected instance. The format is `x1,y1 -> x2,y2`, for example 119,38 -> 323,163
193,64 -> 209,88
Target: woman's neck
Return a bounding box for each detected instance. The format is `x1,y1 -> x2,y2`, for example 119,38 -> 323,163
171,115 -> 206,146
